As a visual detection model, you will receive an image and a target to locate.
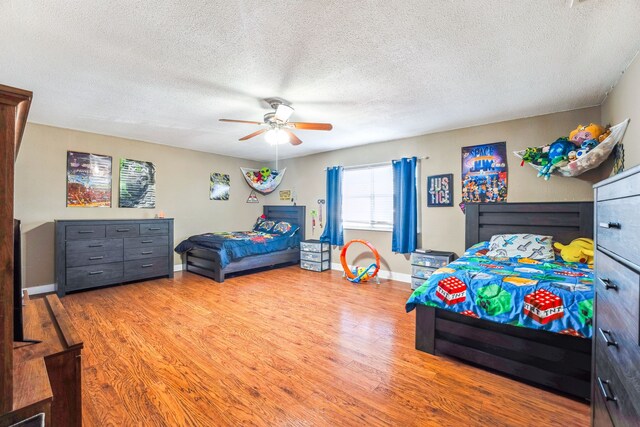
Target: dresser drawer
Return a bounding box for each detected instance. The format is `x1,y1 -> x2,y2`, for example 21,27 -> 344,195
300,260 -> 330,272
66,225 -> 106,240
124,257 -> 169,280
106,224 -> 139,238
412,276 -> 427,290
124,235 -> 169,249
592,382 -> 615,427
124,245 -> 169,261
412,265 -> 436,279
595,344 -> 640,426
410,253 -> 451,268
300,241 -> 330,252
66,238 -> 123,254
67,249 -> 123,268
596,251 -> 639,336
300,250 -> 329,262
140,222 -> 169,235
597,197 -> 640,265
66,263 -> 123,290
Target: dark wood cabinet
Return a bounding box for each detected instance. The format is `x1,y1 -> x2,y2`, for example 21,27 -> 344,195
593,165 -> 640,426
55,219 -> 174,296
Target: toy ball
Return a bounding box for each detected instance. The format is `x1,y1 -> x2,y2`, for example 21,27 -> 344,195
353,266 -> 370,281
260,167 -> 271,179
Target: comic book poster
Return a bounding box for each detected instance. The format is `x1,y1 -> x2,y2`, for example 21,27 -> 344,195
119,158 -> 156,208
210,173 -> 230,200
461,142 -> 508,203
66,151 -> 112,207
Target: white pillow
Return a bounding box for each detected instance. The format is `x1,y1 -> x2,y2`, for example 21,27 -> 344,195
486,234 -> 554,260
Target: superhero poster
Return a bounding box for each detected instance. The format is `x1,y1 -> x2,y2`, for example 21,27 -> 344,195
461,142 -> 508,203
66,151 -> 112,207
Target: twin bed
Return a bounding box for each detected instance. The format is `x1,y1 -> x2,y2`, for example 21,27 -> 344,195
176,206 -> 306,282
407,202 -> 594,399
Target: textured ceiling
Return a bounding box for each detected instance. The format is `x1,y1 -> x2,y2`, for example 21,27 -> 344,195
1,1 -> 639,161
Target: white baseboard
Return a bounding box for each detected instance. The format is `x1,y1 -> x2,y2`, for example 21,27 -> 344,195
25,283 -> 56,296
330,263 -> 411,283
174,264 -> 183,272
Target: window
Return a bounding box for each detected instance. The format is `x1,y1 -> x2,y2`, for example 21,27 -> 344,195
342,164 -> 393,231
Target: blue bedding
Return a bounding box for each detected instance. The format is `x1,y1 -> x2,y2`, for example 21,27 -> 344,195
175,231 -> 301,268
406,242 -> 594,338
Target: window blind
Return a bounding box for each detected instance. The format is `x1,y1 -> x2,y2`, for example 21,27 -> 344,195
342,164 -> 393,231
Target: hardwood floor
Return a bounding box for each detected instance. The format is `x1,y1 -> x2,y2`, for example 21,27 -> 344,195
60,267 -> 590,426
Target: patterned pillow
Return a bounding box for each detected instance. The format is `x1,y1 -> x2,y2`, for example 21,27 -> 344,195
486,234 -> 554,260
256,220 -> 275,233
271,221 -> 300,236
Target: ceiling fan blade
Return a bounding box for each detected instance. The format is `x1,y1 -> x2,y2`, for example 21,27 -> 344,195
239,128 -> 268,141
288,122 -> 333,131
284,130 -> 302,146
219,119 -> 264,125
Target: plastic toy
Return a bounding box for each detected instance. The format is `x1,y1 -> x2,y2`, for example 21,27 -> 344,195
260,167 -> 271,179
537,138 -> 575,180
340,239 -> 381,284
553,238 -> 594,265
569,123 -> 605,146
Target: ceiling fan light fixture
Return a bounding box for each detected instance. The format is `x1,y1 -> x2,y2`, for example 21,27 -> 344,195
265,128 -> 289,145
274,104 -> 294,122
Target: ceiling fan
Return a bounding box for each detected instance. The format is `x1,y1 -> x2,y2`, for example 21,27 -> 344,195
219,98 -> 333,146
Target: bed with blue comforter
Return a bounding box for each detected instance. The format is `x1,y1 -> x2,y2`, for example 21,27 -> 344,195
406,241 -> 594,338
175,231 -> 301,269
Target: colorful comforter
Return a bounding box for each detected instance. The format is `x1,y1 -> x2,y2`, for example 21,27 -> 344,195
175,231 -> 301,268
406,242 -> 594,338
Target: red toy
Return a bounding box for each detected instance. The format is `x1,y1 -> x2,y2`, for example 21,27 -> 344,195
523,289 -> 564,324
436,277 -> 467,305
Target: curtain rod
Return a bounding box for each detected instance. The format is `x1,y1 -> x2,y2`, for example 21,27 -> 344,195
324,156 -> 429,171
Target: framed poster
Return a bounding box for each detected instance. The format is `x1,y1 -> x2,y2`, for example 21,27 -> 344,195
427,174 -> 453,207
119,158 -> 156,208
461,142 -> 508,204
210,173 -> 230,200
66,151 -> 112,207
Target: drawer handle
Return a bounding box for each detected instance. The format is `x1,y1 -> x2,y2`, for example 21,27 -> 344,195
116,228 -> 130,232
89,271 -> 104,275
599,277 -> 618,291
599,222 -> 621,230
142,240 -> 154,243
597,377 -> 617,402
89,256 -> 104,260
141,251 -> 153,255
142,264 -> 153,268
598,328 -> 619,347
148,227 -> 161,231
88,244 -> 103,248
78,230 -> 94,234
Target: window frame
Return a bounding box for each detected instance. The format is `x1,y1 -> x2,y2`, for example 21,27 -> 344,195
341,163 -> 394,232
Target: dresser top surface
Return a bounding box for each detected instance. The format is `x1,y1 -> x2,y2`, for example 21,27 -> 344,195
593,163 -> 640,188
55,218 -> 173,223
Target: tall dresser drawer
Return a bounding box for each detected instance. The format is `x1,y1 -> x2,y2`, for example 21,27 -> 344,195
66,225 -> 106,240
597,196 -> 640,265
595,344 -> 640,427
140,222 -> 169,235
106,224 -> 140,238
124,235 -> 169,249
66,238 -> 123,254
66,263 -> 123,290
124,257 -> 169,280
124,246 -> 169,261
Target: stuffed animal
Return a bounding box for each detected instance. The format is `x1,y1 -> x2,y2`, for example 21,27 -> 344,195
537,138 -> 574,180
554,238 -> 594,265
569,123 -> 605,146
260,167 -> 271,179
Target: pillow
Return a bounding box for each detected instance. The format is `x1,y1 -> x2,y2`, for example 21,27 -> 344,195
271,221 -> 300,236
486,234 -> 554,260
252,215 -> 267,231
256,220 -> 276,233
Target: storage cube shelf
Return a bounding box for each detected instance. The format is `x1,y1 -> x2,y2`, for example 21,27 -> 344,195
300,239 -> 331,272
410,250 -> 456,290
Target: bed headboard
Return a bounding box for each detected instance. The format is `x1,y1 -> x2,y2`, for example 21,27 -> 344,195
465,202 -> 593,248
264,205 -> 306,240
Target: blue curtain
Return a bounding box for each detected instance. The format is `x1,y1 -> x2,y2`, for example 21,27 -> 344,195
320,166 -> 344,246
392,157 -> 418,253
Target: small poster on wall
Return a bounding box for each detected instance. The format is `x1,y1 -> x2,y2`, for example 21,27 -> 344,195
210,173 -> 230,200
461,142 -> 508,203
66,151 -> 112,207
427,174 -> 453,207
279,190 -> 291,201
119,158 -> 156,208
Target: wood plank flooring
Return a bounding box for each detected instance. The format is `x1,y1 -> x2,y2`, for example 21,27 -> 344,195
60,267 -> 590,426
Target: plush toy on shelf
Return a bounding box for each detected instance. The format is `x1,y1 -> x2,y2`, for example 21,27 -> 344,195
554,238 -> 594,266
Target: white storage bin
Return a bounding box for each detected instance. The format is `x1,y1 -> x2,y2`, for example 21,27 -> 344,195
300,241 -> 330,252
410,253 -> 449,268
300,260 -> 330,272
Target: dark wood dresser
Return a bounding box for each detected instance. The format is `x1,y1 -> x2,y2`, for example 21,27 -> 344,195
55,219 -> 174,296
593,165 -> 640,426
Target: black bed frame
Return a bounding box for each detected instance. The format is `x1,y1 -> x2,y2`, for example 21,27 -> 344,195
182,205 -> 306,283
416,202 -> 594,399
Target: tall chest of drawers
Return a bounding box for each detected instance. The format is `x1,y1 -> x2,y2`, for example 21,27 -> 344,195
593,165 -> 640,426
55,219 -> 174,296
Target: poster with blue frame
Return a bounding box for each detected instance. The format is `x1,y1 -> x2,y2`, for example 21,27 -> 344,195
427,173 -> 453,207
461,142 -> 508,203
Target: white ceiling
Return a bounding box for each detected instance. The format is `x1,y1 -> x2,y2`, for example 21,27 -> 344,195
1,1 -> 639,161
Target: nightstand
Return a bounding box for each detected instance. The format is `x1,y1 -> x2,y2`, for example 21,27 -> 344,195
410,250 -> 456,289
300,240 -> 331,272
